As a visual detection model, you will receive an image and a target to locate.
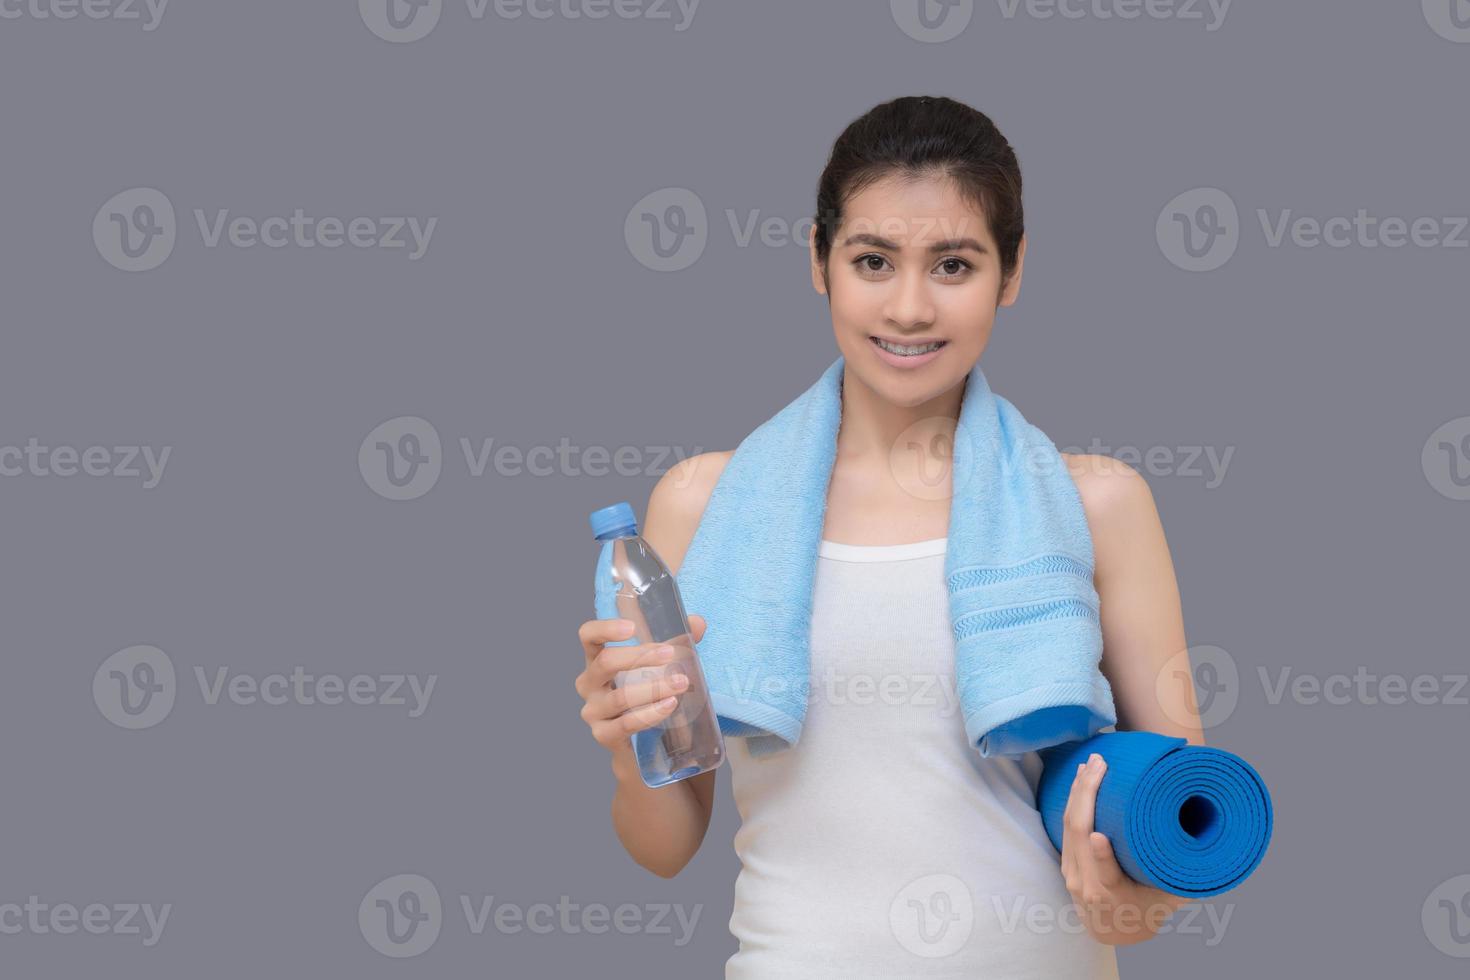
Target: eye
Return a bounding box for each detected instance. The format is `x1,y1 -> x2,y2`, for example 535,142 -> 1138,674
935,256 -> 972,278
852,253 -> 974,279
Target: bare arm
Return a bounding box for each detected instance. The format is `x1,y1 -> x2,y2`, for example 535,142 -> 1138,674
1068,454 -> 1205,747
590,453 -> 728,878
604,620 -> 718,878
1058,454 -> 1201,944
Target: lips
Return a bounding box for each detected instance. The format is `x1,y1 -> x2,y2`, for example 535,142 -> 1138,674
868,334 -> 948,369
869,334 -> 947,352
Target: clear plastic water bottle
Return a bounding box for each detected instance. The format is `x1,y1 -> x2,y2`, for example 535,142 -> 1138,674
590,502 -> 724,787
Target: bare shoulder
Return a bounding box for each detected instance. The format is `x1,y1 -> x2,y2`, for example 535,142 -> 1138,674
1058,449 -> 1170,593
642,450 -> 733,575
1060,452 -> 1160,544
1061,452 -> 1152,515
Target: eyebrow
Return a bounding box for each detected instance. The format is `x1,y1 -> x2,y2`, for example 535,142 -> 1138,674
840,233 -> 989,255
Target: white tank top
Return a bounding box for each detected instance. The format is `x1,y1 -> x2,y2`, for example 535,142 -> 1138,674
724,536 -> 1121,979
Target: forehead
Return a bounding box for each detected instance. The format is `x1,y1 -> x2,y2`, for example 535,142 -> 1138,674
837,173 -> 992,247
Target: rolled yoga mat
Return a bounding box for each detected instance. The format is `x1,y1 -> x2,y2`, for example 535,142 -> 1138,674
1036,731 -> 1273,899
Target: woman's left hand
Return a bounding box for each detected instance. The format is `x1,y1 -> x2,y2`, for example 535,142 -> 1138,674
1060,752 -> 1191,946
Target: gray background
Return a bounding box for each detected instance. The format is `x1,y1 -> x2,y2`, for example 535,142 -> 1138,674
2,0 -> 1468,975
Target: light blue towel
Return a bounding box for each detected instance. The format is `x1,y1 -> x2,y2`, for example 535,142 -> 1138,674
671,354 -> 1116,758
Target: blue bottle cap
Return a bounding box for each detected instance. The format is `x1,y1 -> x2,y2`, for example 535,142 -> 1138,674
589,501 -> 638,541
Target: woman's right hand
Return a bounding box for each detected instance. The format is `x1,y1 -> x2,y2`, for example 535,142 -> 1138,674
574,614 -> 708,754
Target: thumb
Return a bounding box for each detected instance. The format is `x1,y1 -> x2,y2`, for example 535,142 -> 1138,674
688,613 -> 707,642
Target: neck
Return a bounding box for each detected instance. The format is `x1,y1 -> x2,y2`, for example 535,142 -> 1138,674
834,362 -> 968,463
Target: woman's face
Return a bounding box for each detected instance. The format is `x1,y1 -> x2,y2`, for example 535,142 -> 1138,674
810,172 -> 1025,407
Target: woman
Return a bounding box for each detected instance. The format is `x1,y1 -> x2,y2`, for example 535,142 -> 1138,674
574,95 -> 1204,977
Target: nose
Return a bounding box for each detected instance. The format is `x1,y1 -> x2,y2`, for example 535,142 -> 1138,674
882,265 -> 937,332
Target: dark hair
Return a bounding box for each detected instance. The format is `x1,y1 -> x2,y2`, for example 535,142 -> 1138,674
812,95 -> 1024,295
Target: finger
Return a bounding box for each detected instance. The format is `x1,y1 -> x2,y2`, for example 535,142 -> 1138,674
1059,762 -> 1087,891
1072,756 -> 1110,909
688,613 -> 706,643
578,618 -> 636,661
588,667 -> 690,722
1061,761 -> 1090,862
1064,756 -> 1107,883
575,642 -> 671,699
1071,754 -> 1105,837
590,694 -> 680,743
589,640 -> 679,687
1090,832 -> 1127,888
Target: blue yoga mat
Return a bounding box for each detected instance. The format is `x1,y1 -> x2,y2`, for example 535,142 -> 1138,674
1036,731 -> 1273,899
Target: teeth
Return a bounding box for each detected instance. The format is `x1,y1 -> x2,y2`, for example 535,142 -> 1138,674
874,338 -> 944,356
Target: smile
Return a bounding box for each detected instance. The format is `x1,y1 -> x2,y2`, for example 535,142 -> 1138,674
868,335 -> 948,368
870,336 -> 946,356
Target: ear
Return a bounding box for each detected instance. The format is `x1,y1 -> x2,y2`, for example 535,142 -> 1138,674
809,231 -> 829,297
998,232 -> 1027,308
